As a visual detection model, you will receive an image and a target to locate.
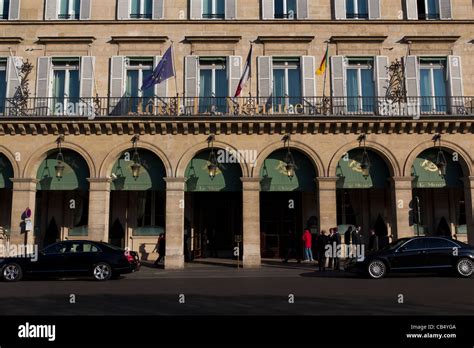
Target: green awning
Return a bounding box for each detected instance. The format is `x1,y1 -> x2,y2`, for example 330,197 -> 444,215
0,154 -> 13,189
36,150 -> 90,191
111,150 -> 166,191
412,149 -> 463,188
260,150 -> 316,192
185,150 -> 243,192
336,149 -> 390,189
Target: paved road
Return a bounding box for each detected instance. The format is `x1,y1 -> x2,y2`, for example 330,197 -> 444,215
0,262 -> 473,316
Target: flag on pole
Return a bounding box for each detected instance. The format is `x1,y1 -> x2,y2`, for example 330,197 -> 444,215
234,46 -> 253,98
316,46 -> 329,76
141,45 -> 175,91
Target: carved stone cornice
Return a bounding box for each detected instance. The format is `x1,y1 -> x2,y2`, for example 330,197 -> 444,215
0,118 -> 472,136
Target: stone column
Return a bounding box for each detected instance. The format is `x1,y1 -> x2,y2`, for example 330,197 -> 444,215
391,177 -> 414,239
241,177 -> 261,268
463,176 -> 474,245
317,177 -> 338,232
9,178 -> 37,246
164,177 -> 185,269
87,178 -> 112,242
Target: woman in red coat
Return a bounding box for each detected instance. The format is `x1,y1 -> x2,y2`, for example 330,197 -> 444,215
302,229 -> 314,262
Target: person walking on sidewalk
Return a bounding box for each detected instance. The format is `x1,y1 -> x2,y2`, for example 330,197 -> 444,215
316,230 -> 329,271
154,233 -> 166,266
302,229 -> 314,262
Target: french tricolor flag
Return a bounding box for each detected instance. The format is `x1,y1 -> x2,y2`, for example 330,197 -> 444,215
234,46 -> 253,98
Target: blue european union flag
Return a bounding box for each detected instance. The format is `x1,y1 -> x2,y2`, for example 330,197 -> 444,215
141,46 -> 175,91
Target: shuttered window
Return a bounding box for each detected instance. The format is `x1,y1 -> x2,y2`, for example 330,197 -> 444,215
406,0 -> 452,20
0,0 -> 9,19
130,0 -> 153,19
198,57 -> 228,113
118,0 -> 164,19
203,0 -> 225,19
58,0 -> 80,19
0,59 -> 6,113
262,0 -> 307,19
272,57 -> 301,111
345,57 -> 375,113
419,58 -> 447,113
346,0 -> 368,19
52,58 -> 80,115
125,58 -> 155,112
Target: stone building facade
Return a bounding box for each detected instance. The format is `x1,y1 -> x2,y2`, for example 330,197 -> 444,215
0,0 -> 473,268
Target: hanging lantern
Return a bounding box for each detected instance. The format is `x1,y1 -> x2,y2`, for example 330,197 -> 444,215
357,134 -> 371,178
435,149 -> 448,177
282,135 -> 297,179
131,135 -> 142,179
360,150 -> 371,177
55,135 -> 65,179
207,134 -> 219,179
433,134 -> 447,177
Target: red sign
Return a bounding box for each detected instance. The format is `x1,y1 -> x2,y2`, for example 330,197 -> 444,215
25,208 -> 32,219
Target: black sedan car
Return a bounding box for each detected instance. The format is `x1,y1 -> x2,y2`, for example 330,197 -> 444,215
346,236 -> 474,279
0,240 -> 140,282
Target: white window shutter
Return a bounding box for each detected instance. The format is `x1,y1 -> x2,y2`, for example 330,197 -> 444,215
153,0 -> 164,19
330,56 -> 345,113
110,56 -> 125,98
374,56 -> 388,99
117,0 -> 129,19
368,0 -> 380,19
405,0 -> 418,20
80,0 -> 92,20
334,0 -> 346,19
296,0 -> 308,19
154,56 -> 168,97
44,0 -> 57,20
226,0 -> 237,19
262,0 -> 274,19
80,56 -> 95,98
36,57 -> 52,98
185,56 -> 199,98
403,56 -> 419,117
190,0 -> 202,19
439,0 -> 452,19
6,57 -> 22,98
330,56 -> 345,97
447,55 -> 463,114
301,55 -> 316,99
257,56 -> 273,103
8,0 -> 21,20
227,56 -> 242,98
375,56 -> 388,115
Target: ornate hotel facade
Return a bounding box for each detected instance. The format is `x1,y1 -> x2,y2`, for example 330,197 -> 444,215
0,0 -> 473,268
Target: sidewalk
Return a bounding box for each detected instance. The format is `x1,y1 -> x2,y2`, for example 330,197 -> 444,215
129,258 -> 349,279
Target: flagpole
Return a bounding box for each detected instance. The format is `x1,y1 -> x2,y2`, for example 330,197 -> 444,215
322,42 -> 329,99
170,41 -> 178,98
249,41 -> 253,99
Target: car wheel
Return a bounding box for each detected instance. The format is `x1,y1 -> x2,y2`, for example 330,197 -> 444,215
92,263 -> 112,281
2,263 -> 23,282
456,258 -> 474,278
367,260 -> 387,279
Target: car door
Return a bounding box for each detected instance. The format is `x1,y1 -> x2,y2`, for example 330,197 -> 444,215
62,242 -> 93,275
423,238 -> 458,269
388,238 -> 427,270
31,242 -> 68,275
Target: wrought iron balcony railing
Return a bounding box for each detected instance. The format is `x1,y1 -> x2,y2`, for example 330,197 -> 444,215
1,96 -> 473,118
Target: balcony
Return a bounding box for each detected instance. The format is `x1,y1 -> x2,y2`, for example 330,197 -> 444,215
1,96 -> 473,119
